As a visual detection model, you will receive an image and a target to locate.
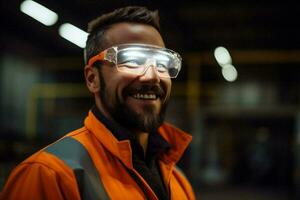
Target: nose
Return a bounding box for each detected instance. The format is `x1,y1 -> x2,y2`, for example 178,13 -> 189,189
138,60 -> 160,83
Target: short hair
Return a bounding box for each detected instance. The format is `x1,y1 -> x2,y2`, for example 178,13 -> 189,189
84,6 -> 160,65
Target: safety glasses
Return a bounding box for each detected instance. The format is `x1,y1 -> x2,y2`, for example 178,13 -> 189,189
87,43 -> 182,78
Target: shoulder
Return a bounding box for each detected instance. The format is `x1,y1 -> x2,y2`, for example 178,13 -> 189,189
18,145 -> 75,179
174,165 -> 188,179
20,127 -> 90,175
172,165 -> 196,200
2,152 -> 80,199
1,128 -> 89,199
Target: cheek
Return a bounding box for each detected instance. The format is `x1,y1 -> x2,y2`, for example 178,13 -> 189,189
105,81 -> 120,100
111,77 -> 134,101
162,79 -> 172,96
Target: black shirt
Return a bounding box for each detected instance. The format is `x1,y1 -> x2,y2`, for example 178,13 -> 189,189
91,106 -> 170,200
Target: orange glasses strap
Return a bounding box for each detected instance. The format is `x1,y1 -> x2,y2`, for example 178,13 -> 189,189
87,50 -> 106,66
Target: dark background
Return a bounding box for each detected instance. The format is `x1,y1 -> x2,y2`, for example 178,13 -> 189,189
1,0 -> 300,199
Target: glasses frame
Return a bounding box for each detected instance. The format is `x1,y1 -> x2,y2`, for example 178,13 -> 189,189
87,43 -> 182,78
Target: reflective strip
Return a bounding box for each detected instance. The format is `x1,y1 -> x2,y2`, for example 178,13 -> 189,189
45,137 -> 109,200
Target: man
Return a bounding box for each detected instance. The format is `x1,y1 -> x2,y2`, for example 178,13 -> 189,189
1,6 -> 195,200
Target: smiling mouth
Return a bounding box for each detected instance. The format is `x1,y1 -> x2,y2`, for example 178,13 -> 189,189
132,93 -> 158,100
124,84 -> 165,102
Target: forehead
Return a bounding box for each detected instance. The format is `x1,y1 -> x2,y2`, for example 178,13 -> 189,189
103,22 -> 165,49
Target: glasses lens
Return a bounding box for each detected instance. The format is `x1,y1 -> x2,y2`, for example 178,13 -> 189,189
116,46 -> 181,78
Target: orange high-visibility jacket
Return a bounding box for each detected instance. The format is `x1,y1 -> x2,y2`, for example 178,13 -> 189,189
1,111 -> 195,200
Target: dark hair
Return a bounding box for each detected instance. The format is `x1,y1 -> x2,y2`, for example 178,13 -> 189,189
84,6 -> 160,65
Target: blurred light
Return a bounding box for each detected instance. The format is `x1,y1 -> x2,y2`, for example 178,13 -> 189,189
20,0 -> 58,26
221,64 -> 238,82
214,46 -> 232,66
59,23 -> 88,48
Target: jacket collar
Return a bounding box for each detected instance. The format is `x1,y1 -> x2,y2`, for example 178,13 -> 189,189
91,106 -> 170,161
84,111 -> 192,168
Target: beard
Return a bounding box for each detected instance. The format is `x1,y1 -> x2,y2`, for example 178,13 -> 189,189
98,70 -> 169,133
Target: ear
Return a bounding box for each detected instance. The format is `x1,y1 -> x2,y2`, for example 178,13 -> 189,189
84,65 -> 100,93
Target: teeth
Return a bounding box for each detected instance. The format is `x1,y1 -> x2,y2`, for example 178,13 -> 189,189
133,93 -> 157,100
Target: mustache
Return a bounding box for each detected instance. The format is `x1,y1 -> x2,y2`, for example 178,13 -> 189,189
123,84 -> 165,98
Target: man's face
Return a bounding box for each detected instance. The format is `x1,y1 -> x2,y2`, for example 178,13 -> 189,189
96,23 -> 172,133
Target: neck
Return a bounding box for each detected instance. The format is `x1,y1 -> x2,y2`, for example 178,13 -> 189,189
135,131 -> 149,155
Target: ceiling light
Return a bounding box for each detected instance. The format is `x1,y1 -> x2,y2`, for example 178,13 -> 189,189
214,46 -> 232,66
20,0 -> 58,26
59,23 -> 88,48
221,64 -> 238,82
